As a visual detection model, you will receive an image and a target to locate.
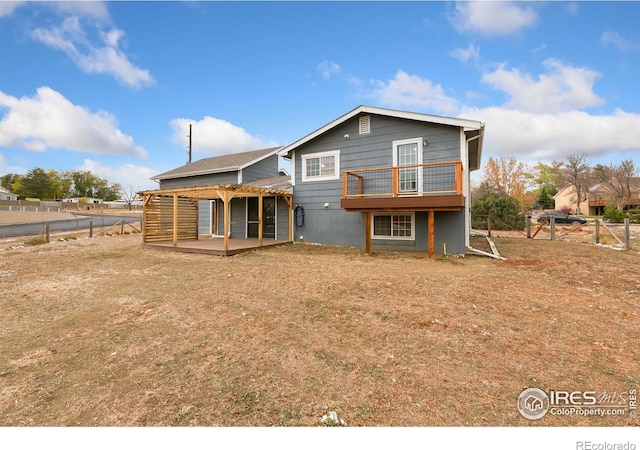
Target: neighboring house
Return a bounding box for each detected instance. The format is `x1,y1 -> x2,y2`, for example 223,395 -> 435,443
0,189 -> 18,201
278,105 -> 485,256
554,180 -> 640,215
151,147 -> 292,239
63,197 -> 104,204
553,185 -> 590,215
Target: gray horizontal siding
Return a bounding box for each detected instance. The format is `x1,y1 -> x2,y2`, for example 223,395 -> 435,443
241,155 -> 279,182
291,112 -> 467,254
198,200 -> 210,234
159,171 -> 239,189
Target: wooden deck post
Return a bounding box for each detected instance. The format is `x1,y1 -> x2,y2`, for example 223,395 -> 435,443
365,212 -> 371,255
172,193 -> 178,247
392,167 -> 398,197
258,193 -> 263,246
428,210 -> 435,259
624,218 -> 630,250
455,161 -> 463,195
287,196 -> 293,242
223,193 -> 230,253
142,194 -> 149,243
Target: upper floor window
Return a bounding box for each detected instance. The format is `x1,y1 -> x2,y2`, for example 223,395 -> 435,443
301,150 -> 340,182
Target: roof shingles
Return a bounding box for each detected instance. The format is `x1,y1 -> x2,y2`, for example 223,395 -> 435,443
153,147 -> 281,181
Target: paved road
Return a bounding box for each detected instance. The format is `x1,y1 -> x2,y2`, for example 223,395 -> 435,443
0,213 -> 141,238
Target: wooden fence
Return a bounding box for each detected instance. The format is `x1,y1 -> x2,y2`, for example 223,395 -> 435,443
479,215 -> 634,250
0,199 -> 142,211
142,195 -> 198,243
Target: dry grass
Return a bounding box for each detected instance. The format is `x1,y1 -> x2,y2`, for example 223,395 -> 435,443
0,233 -> 638,427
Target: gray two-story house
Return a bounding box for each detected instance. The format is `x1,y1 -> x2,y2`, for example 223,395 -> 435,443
141,105 -> 484,257
278,105 -> 484,256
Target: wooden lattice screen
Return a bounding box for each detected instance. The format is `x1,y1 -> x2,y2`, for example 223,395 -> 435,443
143,195 -> 198,243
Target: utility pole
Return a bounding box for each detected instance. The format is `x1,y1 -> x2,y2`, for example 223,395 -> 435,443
187,124 -> 192,163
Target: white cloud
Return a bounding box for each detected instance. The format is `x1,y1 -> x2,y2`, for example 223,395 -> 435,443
0,86 -> 148,159
450,43 -> 480,65
318,60 -> 341,79
31,16 -> 154,88
51,1 -> 111,22
601,31 -> 640,52
368,71 -> 459,115
0,152 -> 29,177
0,1 -> 26,17
481,59 -> 604,113
461,106 -> 640,162
78,159 -> 158,192
169,117 -> 278,157
450,1 -> 538,36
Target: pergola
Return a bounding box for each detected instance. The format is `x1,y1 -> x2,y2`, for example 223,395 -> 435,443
139,184 -> 293,254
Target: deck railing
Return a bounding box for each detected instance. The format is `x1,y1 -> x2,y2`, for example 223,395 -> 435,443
343,161 -> 463,198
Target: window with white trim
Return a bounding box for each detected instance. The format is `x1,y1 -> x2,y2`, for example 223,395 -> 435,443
372,213 -> 415,240
301,150 -> 340,182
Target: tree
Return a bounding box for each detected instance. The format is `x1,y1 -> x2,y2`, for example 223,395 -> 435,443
16,168 -> 54,200
1,173 -> 22,193
471,191 -> 526,230
532,161 -> 564,191
608,159 -> 639,210
534,185 -> 557,210
70,171 -> 120,200
119,185 -> 140,211
49,170 -> 72,200
481,156 -> 532,203
561,153 -> 591,214
592,164 -> 611,184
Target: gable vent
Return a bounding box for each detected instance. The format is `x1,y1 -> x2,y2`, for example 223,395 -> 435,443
359,115 -> 371,135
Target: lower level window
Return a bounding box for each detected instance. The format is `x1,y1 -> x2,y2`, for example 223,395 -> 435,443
372,213 -> 414,240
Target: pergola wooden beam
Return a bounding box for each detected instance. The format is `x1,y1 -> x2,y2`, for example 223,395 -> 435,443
139,183 -> 293,253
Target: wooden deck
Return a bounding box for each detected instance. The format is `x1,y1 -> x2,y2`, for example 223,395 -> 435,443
143,237 -> 290,256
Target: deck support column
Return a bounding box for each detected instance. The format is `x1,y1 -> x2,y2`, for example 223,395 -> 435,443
284,195 -> 293,242
365,212 -> 371,255
428,210 -> 435,259
172,193 -> 178,247
142,194 -> 152,243
223,194 -> 230,253
258,193 -> 263,246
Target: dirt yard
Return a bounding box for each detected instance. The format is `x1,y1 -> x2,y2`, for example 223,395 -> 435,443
0,231 -> 638,427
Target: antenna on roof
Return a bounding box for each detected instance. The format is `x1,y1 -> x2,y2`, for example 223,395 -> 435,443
187,124 -> 193,163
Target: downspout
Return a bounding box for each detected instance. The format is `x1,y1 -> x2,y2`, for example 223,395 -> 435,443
464,128 -> 496,258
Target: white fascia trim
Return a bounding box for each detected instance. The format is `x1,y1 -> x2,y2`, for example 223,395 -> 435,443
290,150 -> 296,187
277,105 -> 484,158
462,130 -> 470,248
153,166 -> 240,181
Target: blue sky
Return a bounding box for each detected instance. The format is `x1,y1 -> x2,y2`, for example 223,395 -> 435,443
1,1 -> 640,193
